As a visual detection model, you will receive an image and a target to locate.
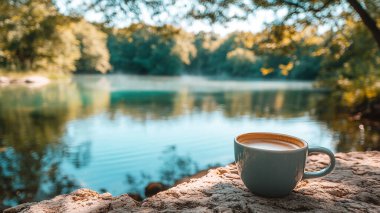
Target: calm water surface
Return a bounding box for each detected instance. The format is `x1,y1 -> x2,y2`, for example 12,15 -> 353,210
0,75 -> 379,206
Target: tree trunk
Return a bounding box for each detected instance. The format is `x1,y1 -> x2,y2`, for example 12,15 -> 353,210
346,0 -> 380,49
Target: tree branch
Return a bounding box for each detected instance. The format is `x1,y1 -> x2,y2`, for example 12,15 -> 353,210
346,0 -> 380,49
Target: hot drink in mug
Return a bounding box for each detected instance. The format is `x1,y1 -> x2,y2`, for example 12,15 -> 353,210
234,132 -> 335,197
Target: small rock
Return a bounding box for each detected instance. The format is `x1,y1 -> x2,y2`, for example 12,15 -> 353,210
100,192 -> 113,200
217,168 -> 229,175
22,76 -> 50,86
145,182 -> 168,197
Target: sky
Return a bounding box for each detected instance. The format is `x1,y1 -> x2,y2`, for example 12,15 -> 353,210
177,10 -> 287,36
56,0 -> 288,37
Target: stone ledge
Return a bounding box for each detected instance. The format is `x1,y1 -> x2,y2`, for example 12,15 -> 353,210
5,151 -> 380,213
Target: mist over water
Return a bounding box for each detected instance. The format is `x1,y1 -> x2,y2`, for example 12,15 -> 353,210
0,75 -> 378,206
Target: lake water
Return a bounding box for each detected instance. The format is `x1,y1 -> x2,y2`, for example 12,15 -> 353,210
1,75 -> 379,206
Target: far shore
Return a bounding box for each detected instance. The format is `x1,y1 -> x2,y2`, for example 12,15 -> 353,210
0,73 -> 321,89
0,75 -> 51,87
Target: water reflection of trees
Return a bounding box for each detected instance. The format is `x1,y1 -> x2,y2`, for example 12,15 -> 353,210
109,91 -> 177,120
67,141 -> 92,169
109,89 -> 379,152
0,81 -> 110,206
313,94 -> 380,152
109,90 -> 325,120
124,145 -> 203,197
0,145 -> 77,206
223,90 -> 325,118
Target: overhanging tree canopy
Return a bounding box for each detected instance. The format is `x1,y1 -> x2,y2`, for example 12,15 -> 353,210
64,0 -> 380,49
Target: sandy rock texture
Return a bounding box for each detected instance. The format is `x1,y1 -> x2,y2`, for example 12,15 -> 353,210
5,151 -> 380,213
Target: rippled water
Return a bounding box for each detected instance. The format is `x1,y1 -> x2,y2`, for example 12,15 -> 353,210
0,75 -> 379,206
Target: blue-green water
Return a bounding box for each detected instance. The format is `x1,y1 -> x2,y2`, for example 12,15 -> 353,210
0,75 -> 378,206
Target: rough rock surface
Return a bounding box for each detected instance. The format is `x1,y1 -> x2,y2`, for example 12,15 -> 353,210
5,151 -> 380,213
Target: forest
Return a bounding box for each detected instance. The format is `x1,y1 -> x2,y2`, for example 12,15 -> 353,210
0,0 -> 379,109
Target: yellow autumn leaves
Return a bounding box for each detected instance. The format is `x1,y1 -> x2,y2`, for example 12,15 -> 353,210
279,62 -> 294,76
260,62 -> 294,76
260,67 -> 274,76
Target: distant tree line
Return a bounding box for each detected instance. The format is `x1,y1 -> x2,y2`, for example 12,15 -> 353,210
107,24 -> 324,80
1,1 -> 379,107
107,24 -> 196,76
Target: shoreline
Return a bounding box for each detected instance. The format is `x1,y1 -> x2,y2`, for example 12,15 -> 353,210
0,75 -> 51,87
5,151 -> 380,212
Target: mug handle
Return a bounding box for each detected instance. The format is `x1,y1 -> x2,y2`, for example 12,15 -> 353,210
303,147 -> 336,179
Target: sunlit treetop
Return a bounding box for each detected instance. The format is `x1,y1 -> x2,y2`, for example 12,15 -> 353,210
0,0 -> 111,73
58,0 -> 380,49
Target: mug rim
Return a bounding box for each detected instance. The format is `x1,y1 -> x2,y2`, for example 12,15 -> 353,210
234,132 -> 308,153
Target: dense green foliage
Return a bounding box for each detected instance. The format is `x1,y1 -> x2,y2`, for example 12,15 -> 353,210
0,0 -> 110,73
107,25 -> 323,80
1,0 -> 379,109
317,19 -> 380,108
65,0 -> 380,49
0,1 -> 377,81
108,24 -> 196,75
